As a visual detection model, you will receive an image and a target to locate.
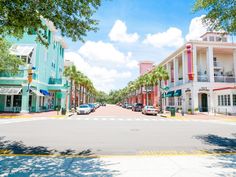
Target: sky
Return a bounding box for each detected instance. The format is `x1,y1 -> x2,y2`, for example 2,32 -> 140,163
64,0 -> 207,93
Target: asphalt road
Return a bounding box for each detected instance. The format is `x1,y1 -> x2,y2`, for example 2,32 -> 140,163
0,105 -> 235,156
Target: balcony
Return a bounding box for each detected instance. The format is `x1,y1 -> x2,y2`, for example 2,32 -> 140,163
198,75 -> 209,82
214,76 -> 235,83
48,78 -> 62,84
0,71 -> 25,78
175,80 -> 183,86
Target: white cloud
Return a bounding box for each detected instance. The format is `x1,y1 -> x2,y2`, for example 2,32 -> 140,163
78,40 -> 138,69
65,51 -> 132,93
109,20 -> 139,43
185,15 -> 207,41
143,27 -> 184,48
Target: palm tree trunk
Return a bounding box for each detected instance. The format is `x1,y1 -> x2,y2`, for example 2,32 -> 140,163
69,79 -> 73,110
159,80 -> 163,113
74,84 -> 77,109
146,86 -> 149,106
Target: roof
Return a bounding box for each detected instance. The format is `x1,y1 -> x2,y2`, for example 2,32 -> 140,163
10,45 -> 35,56
213,87 -> 236,91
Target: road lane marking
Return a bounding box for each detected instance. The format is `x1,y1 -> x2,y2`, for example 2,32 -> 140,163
0,151 -> 236,158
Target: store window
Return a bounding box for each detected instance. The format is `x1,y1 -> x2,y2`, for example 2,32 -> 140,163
13,95 -> 22,107
227,95 -> 231,106
233,95 -> 236,106
168,97 -> 175,106
6,96 -> 11,107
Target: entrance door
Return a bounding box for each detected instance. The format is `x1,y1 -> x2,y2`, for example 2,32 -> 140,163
201,93 -> 208,112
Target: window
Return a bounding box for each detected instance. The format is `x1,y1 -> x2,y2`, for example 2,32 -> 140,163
177,97 -> 182,106
6,96 -> 11,107
168,97 -> 175,106
227,95 -> 231,106
221,95 -> 224,105
218,95 -> 220,106
224,95 -> 227,106
233,95 -> 236,106
48,30 -> 51,44
209,36 -> 214,41
13,95 -> 22,107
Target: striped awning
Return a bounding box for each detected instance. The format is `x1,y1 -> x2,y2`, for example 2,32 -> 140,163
0,88 -> 22,95
31,89 -> 44,97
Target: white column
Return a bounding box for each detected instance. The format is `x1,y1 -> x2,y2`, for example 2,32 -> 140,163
233,49 -> 236,79
192,87 -> 198,112
166,63 -> 171,86
207,46 -> 214,83
182,51 -> 186,84
174,58 -> 179,86
193,45 -> 197,82
208,90 -> 214,114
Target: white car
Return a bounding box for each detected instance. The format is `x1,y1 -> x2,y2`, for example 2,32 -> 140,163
142,106 -> 158,116
77,104 -> 91,115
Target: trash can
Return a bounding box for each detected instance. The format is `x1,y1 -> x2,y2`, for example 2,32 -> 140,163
170,107 -> 175,117
61,108 -> 66,115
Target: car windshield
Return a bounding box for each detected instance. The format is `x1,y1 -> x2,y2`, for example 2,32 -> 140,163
80,105 -> 89,108
147,106 -> 154,109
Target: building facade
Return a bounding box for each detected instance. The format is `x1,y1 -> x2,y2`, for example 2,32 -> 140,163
0,21 -> 68,113
160,32 -> 236,115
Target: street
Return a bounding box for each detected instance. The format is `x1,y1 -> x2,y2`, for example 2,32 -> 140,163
0,104 -> 236,176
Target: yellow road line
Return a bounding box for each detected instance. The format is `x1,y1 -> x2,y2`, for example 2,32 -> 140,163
0,151 -> 236,158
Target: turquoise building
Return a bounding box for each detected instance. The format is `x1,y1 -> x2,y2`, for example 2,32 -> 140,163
0,21 -> 68,113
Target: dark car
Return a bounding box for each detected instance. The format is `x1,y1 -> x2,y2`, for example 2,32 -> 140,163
88,103 -> 96,112
132,103 -> 143,112
126,104 -> 132,109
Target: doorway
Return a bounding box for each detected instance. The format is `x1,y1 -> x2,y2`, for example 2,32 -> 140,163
201,93 -> 208,112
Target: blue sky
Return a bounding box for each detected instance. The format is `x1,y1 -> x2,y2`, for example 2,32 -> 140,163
65,0 -> 206,93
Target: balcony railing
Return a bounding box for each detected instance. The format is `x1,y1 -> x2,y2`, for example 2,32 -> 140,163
0,71 -> 25,78
214,76 -> 235,83
198,75 -> 209,82
175,80 -> 183,86
48,78 -> 62,84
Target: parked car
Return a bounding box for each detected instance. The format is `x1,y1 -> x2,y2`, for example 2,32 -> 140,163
88,103 -> 96,112
122,103 -> 128,108
132,103 -> 143,112
101,103 -> 106,106
76,104 -> 91,115
142,106 -> 158,115
126,104 -> 132,109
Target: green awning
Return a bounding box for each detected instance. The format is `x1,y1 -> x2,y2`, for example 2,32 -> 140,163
174,89 -> 182,97
166,91 -> 174,97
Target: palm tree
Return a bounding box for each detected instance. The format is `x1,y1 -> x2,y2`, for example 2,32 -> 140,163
152,66 -> 169,113
63,65 -> 78,110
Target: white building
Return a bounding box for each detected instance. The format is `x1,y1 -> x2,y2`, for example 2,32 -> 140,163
159,32 -> 236,115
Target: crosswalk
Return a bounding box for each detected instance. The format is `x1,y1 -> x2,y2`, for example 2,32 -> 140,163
0,116 -> 235,125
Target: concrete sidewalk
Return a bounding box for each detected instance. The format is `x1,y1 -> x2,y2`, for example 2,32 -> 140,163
0,154 -> 235,176
0,111 -> 71,118
161,112 -> 236,122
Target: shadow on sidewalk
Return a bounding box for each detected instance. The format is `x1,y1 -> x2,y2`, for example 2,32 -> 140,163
0,136 -> 119,176
195,134 -> 236,177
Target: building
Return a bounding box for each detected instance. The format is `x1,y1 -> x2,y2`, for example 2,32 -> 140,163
159,32 -> 236,115
0,21 -> 68,113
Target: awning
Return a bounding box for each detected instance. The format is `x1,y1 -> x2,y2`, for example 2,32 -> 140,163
10,45 -> 34,56
174,89 -> 182,97
165,91 -> 174,97
0,88 -> 22,95
40,89 -> 50,96
32,89 -> 44,97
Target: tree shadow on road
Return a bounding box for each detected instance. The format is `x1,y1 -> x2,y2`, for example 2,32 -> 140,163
195,134 -> 236,177
0,136 -> 120,176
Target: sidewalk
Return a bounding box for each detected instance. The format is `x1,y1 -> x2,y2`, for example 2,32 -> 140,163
0,111 -> 71,118
160,112 -> 236,122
